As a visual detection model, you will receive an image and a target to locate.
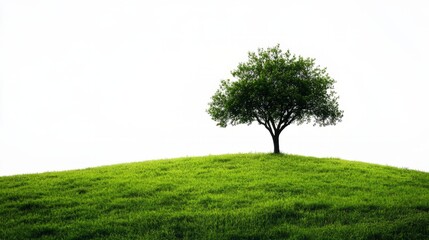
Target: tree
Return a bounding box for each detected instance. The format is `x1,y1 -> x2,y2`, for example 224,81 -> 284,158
207,45 -> 343,154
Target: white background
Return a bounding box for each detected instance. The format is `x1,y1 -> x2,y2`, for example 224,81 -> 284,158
1,0 -> 428,176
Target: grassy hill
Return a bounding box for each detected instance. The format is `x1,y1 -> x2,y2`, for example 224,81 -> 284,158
1,154 -> 428,239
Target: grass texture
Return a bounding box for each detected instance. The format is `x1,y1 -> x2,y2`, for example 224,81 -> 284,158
1,154 -> 428,239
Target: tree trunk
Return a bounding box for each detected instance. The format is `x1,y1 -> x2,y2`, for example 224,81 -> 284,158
272,133 -> 280,154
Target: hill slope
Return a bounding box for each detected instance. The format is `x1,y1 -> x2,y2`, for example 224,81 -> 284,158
1,154 -> 428,239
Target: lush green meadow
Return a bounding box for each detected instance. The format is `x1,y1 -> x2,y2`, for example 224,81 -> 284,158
1,154 -> 428,239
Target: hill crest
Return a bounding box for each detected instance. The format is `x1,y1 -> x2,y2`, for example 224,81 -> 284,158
1,154 -> 428,239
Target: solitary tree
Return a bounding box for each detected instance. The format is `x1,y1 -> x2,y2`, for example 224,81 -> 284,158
207,45 -> 343,154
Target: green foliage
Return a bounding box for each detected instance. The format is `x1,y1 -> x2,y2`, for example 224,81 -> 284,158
207,45 -> 343,153
1,154 -> 428,239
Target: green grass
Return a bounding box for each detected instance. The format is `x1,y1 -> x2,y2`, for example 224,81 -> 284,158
1,154 -> 428,239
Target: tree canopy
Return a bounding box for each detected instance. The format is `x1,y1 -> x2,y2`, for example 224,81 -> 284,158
207,45 -> 343,153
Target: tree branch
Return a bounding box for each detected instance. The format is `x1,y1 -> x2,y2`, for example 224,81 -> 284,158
256,115 -> 274,137
279,114 -> 297,132
255,115 -> 265,125
277,106 -> 298,133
